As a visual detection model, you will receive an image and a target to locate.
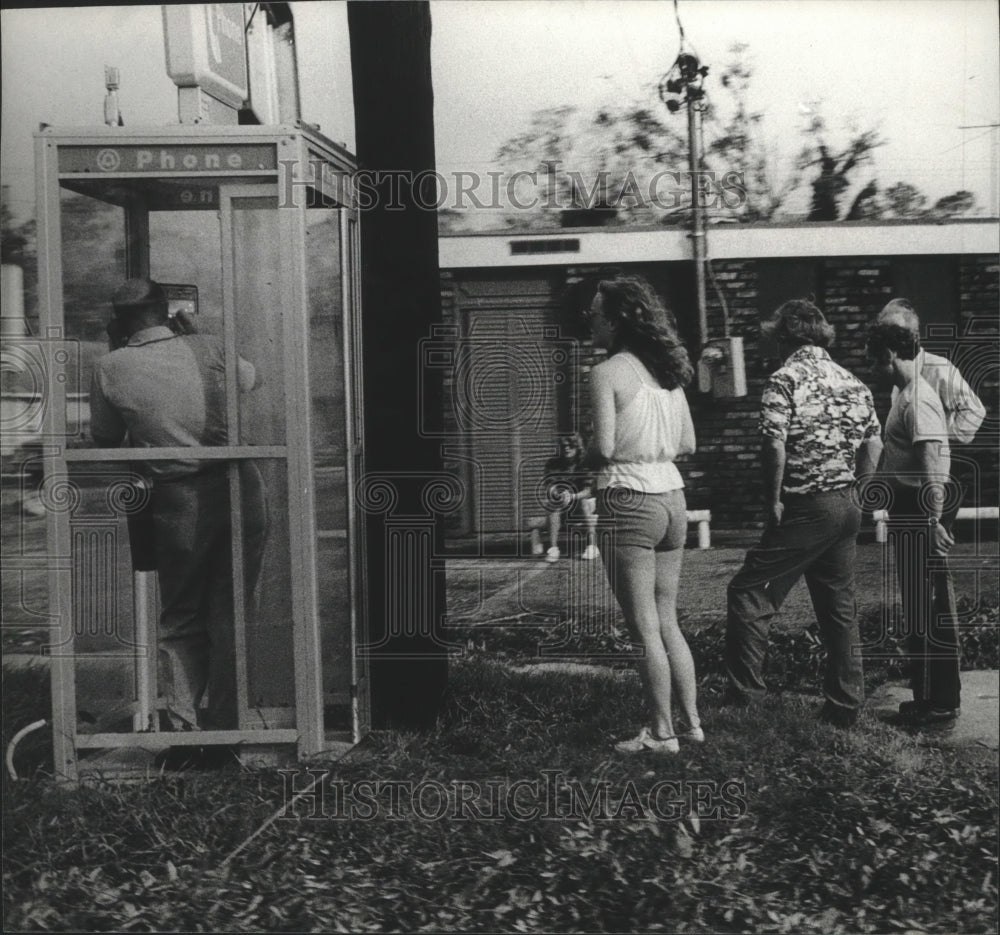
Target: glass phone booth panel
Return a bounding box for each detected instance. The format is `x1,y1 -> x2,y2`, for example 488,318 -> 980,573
304,207 -> 352,730
34,126 -> 366,779
54,187 -> 135,728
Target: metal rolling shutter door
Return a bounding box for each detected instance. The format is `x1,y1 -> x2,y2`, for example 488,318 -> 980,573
464,308 -> 558,535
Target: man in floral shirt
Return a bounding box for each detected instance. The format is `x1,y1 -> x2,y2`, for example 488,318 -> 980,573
725,299 -> 883,727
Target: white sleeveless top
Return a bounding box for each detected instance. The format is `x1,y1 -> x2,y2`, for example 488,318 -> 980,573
597,353 -> 690,494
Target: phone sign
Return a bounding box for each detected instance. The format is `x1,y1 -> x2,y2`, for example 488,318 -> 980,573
57,144 -> 277,174
163,4 -> 248,109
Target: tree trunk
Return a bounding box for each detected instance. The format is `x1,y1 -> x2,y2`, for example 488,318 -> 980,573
348,0 -> 448,729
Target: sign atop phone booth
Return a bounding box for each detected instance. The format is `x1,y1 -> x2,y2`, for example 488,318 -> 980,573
164,4 -> 248,105
162,3 -> 300,126
33,6 -> 366,780
163,3 -> 247,125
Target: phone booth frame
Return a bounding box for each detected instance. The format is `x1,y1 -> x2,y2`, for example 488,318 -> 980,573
34,123 -> 368,780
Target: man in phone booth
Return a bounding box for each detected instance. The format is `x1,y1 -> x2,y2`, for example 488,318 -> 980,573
90,278 -> 267,732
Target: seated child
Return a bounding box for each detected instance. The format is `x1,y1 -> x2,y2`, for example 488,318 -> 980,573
528,433 -> 599,562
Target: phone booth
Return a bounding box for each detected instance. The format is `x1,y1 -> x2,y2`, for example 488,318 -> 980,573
33,123 -> 367,779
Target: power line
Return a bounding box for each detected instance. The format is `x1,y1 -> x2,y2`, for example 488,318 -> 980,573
939,127 -> 997,155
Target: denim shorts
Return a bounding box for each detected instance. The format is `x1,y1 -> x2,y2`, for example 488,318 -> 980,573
596,487 -> 687,552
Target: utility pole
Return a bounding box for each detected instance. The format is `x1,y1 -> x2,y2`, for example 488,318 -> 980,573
660,47 -> 746,398
661,51 -> 710,349
958,123 -> 999,217
686,94 -> 708,349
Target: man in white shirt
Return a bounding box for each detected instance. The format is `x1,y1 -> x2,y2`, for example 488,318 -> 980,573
872,297 -> 984,725
877,298 -> 985,448
867,322 -> 960,725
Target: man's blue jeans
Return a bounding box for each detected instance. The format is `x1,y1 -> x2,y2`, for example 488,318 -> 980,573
726,487 -> 864,714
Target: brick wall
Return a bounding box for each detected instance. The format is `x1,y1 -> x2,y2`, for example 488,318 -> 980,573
439,252 -> 998,535
957,256 -> 999,507
960,256 -> 999,328
822,258 -> 895,427
670,255 -> 997,527
685,260 -> 766,529
436,271 -> 466,535
565,266 -> 605,462
822,259 -> 893,371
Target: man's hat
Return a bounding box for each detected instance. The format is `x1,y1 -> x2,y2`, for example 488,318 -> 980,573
111,278 -> 166,312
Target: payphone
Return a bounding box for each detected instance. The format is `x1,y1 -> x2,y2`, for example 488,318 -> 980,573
33,123 -> 367,779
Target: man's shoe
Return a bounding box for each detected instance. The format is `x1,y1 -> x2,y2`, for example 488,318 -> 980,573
546,546 -> 560,563
896,700 -> 960,722
722,686 -> 760,707
581,545 -> 600,561
614,726 -> 680,755
904,706 -> 960,727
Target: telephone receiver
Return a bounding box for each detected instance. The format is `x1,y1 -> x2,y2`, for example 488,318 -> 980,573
164,283 -> 199,334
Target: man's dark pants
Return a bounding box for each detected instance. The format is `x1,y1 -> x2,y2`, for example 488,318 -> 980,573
726,487 -> 864,715
151,464 -> 267,730
888,485 -> 961,711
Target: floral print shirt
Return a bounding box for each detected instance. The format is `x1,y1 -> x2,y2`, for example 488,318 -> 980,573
760,345 -> 881,495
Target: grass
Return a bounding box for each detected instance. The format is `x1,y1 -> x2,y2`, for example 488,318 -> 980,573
4,478 -> 998,929
3,628 -> 998,933
3,515 -> 998,931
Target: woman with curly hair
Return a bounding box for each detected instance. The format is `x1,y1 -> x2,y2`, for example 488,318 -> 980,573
587,274 -> 702,754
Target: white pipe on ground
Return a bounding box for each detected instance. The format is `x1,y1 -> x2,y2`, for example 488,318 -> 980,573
132,571 -> 153,732
5,719 -> 47,781
686,510 -> 711,549
873,506 -> 999,543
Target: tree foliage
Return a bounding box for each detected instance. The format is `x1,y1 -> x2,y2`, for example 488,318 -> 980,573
883,181 -> 928,218
795,116 -> 885,221
926,189 -> 977,219
1,199 -> 38,323
703,43 -> 801,221
482,43 -> 979,230
491,100 -> 688,230
1,200 -> 35,266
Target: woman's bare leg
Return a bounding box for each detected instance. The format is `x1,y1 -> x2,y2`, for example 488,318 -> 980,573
548,509 -> 563,550
606,543 -> 675,738
655,548 -> 700,731
583,497 -> 598,550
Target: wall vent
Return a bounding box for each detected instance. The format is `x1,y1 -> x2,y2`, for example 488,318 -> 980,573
509,238 -> 581,256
